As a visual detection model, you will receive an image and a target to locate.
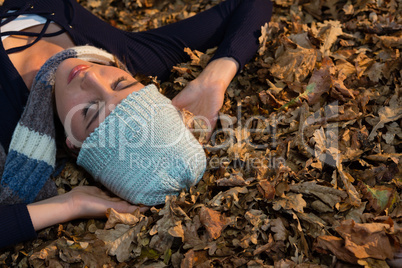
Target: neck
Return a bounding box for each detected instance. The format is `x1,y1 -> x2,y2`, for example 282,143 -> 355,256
2,24 -> 75,90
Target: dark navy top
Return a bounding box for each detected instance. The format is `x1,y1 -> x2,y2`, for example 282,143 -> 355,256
0,0 -> 272,248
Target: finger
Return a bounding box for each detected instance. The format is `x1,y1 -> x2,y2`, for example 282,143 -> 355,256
125,205 -> 149,214
72,185 -> 104,195
110,201 -> 149,214
139,206 -> 149,213
82,187 -> 116,200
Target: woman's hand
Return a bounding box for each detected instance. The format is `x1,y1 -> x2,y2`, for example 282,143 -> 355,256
172,57 -> 238,141
27,186 -> 147,231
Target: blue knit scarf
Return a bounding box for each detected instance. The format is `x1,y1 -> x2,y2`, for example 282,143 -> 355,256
0,46 -> 118,204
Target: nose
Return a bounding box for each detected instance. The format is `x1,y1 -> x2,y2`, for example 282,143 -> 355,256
80,70 -> 113,98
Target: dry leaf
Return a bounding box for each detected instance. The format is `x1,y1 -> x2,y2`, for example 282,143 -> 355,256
95,224 -> 135,262
199,206 -> 231,240
270,36 -> 317,83
271,218 -> 288,241
368,106 -> 402,141
257,180 -> 275,200
104,208 -> 141,229
317,20 -> 343,57
336,219 -> 397,260
273,193 -> 307,213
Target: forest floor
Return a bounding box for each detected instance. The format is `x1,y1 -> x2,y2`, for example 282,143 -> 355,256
1,0 -> 401,267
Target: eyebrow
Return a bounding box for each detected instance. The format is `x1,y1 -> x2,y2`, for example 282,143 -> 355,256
85,82 -> 139,130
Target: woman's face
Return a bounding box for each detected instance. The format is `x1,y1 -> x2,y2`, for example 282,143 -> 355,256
55,58 -> 144,146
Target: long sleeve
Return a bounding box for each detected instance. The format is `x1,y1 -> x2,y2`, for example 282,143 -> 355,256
209,0 -> 273,72
124,0 -> 274,79
0,204 -> 37,249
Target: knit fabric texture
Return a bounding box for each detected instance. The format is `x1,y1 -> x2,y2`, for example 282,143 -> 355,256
0,46 -> 118,204
77,84 -> 207,206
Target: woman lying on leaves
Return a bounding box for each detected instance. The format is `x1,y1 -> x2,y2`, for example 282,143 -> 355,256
0,0 -> 272,248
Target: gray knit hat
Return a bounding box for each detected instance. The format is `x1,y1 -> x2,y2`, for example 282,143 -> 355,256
77,84 -> 207,206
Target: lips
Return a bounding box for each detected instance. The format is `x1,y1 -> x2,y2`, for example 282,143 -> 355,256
68,64 -> 90,84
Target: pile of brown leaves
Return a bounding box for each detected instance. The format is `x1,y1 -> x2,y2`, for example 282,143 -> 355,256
1,0 -> 401,267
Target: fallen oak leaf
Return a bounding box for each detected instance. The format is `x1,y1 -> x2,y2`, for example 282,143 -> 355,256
280,56 -> 355,110
104,208 -> 142,229
180,249 -> 211,268
289,181 -> 347,208
208,186 -> 248,209
331,74 -> 356,101
368,106 -> 402,141
317,20 -> 344,57
258,22 -> 269,56
372,34 -> 402,49
296,212 -> 327,238
199,206 -> 231,240
57,237 -> 113,267
342,1 -> 354,15
271,217 -> 288,241
184,47 -> 211,68
174,76 -> 189,87
270,35 -> 317,83
29,242 -> 58,265
314,235 -> 359,264
272,193 -> 306,213
310,200 -> 332,213
95,224 -> 136,262
149,196 -> 186,253
357,182 -> 399,213
266,78 -> 284,95
216,173 -> 248,187
335,58 -> 356,77
182,215 -> 205,250
336,219 -> 398,260
364,153 -> 402,164
244,209 -> 269,230
305,57 -> 334,105
257,180 -> 275,200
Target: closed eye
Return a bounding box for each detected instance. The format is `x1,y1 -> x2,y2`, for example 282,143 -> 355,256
82,100 -> 98,118
112,76 -> 127,91
112,76 -> 139,91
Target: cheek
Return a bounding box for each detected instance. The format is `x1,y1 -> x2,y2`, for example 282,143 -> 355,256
62,111 -> 88,145
55,92 -> 86,143
54,59 -> 91,144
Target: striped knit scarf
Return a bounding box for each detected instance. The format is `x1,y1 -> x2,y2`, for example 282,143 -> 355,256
0,46 -> 118,204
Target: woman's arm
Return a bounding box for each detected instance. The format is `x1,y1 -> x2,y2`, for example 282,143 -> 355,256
0,203 -> 36,249
121,0 -> 272,81
161,0 -> 272,137
28,186 -> 147,230
1,186 -> 146,248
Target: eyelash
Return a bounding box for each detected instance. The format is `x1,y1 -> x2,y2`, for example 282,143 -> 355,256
112,76 -> 127,91
82,101 -> 97,118
82,76 -> 127,117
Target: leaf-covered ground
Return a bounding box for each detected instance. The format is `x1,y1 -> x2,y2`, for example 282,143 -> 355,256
1,0 -> 402,267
